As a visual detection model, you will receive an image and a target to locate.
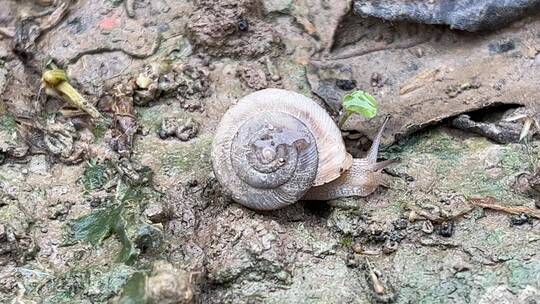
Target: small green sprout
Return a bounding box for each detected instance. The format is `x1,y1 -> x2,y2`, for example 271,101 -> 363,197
338,90 -> 379,128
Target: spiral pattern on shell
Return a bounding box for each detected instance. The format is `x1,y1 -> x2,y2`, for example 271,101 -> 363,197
212,88 -> 352,210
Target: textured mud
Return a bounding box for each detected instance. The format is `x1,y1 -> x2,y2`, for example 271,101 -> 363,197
1,1 -> 540,303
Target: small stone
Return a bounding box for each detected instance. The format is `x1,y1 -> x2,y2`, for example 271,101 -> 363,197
158,117 -> 199,141
352,243 -> 363,254
175,118 -> 199,141
438,221 -> 454,237
392,218 -> 408,230
345,253 -> 359,268
238,19 -> 249,31
336,79 -> 357,91
146,261 -> 195,303
382,240 -> 398,254
488,40 -> 515,54
408,210 -> 420,222
371,72 -> 382,87
510,213 -> 531,226
144,202 -> 168,223
413,47 -> 425,58
237,64 -> 268,90
421,221 -> 434,234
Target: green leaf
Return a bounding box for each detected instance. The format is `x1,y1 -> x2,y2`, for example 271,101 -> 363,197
342,90 -> 378,119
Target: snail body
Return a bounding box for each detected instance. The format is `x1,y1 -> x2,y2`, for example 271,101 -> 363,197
211,88 -> 393,210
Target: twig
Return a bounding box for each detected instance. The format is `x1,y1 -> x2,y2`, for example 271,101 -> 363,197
468,197 -> 540,219
40,0 -> 72,31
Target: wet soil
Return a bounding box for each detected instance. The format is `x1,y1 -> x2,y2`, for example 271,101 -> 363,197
1,1 -> 539,303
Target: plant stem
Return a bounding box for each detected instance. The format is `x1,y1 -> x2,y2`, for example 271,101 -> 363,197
338,112 -> 351,128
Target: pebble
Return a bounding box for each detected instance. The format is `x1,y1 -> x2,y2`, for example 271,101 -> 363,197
421,221 -> 434,234
438,221 -> 454,237
413,47 -> 425,58
488,40 -> 515,54
336,79 -> 357,91
510,213 -> 531,226
238,19 -> 249,31
371,72 -> 382,87
382,240 -> 398,254
392,218 -> 408,230
352,243 -> 363,254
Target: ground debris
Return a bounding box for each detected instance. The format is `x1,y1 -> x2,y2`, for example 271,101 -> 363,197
451,107 -> 538,144
107,82 -> 137,157
42,65 -> 101,119
468,197 -> 540,219
131,60 -> 211,111
236,63 -> 268,90
363,258 -> 397,303
159,117 -> 199,141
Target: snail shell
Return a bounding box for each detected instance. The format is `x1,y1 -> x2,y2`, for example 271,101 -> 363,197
212,88 -> 353,210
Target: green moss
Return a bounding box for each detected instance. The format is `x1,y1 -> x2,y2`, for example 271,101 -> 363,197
279,60 -> 311,96
0,204 -> 19,222
137,105 -> 193,132
484,229 -> 506,246
507,260 -> 540,292
384,129 -> 465,161
339,236 -> 353,248
0,112 -> 16,131
65,204 -> 141,264
385,127 -> 533,204
499,145 -> 531,172
40,264 -> 135,303
82,160 -> 109,191
163,135 -> 213,174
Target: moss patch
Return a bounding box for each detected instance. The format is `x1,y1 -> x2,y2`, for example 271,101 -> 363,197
82,160 -> 109,191
384,128 -> 533,204
162,135 -> 213,175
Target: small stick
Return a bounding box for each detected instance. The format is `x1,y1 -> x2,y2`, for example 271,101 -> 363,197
468,197 -> 540,219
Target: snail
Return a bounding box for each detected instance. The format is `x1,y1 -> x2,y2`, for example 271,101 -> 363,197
211,88 -> 395,210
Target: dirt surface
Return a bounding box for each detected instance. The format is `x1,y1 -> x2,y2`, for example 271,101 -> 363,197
0,1 -> 539,303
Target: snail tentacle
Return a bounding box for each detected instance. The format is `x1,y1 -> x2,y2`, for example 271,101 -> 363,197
302,116 -> 396,201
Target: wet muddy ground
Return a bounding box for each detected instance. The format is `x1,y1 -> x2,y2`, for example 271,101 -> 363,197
1,1 -> 539,303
